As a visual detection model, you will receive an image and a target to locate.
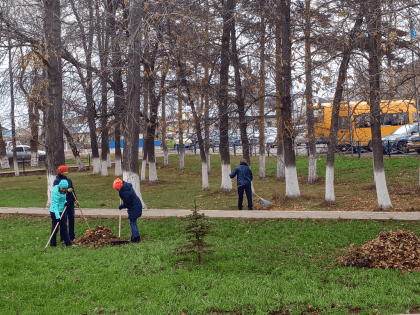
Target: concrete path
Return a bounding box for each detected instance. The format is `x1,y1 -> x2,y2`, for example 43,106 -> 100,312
1,207 -> 420,220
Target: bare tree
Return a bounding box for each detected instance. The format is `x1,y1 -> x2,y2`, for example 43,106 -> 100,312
367,0 -> 392,210
219,0 -> 234,192
281,0 -> 300,197
43,0 -> 65,205
123,0 -> 146,208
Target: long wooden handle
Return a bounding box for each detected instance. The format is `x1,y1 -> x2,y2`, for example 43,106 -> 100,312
72,191 -> 90,230
43,206 -> 67,252
118,198 -> 122,239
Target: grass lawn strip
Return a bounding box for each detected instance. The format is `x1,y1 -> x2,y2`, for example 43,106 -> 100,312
2,215 -> 420,314
1,154 -> 420,212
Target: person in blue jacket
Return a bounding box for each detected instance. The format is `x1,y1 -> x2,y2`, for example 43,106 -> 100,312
53,165 -> 79,241
113,178 -> 142,243
49,179 -> 73,247
229,159 -> 253,210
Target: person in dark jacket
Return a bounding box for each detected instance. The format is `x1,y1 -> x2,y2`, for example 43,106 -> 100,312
229,159 -> 253,210
113,178 -> 142,243
53,165 -> 79,241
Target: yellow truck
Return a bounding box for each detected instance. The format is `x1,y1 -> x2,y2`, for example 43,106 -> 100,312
312,99 -> 419,149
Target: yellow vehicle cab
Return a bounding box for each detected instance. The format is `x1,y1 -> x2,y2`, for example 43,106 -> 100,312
312,99 -> 419,149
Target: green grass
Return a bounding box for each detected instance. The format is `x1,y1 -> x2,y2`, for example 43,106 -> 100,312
2,215 -> 420,314
1,153 -> 420,211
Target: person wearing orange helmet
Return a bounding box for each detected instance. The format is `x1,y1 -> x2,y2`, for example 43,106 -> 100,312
113,178 -> 142,243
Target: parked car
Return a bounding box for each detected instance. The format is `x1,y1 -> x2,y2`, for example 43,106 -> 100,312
6,145 -> 46,164
374,123 -> 420,153
407,128 -> 420,154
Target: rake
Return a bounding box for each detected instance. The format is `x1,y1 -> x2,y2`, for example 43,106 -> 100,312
42,205 -> 67,252
111,199 -> 129,245
253,191 -> 272,208
72,191 -> 92,236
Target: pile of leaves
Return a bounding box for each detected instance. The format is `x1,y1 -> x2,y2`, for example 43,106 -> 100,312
339,229 -> 420,272
73,226 -> 118,248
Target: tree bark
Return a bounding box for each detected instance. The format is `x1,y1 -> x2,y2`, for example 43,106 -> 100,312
367,0 -> 392,210
44,0 -> 65,206
219,0 -> 234,192
231,16 -> 250,165
325,12 -> 364,202
123,0 -> 146,208
275,0 -> 284,181
259,13 -> 266,180
178,59 -> 209,190
63,124 -> 86,171
0,120 -> 9,169
305,0 -> 317,184
8,34 -> 19,176
281,0 -> 300,197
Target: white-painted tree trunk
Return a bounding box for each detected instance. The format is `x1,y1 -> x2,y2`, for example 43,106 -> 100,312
163,147 -> 168,166
374,169 -> 392,210
46,173 -> 55,207
141,160 -> 147,181
31,152 -> 39,168
180,150 -> 184,170
115,158 -> 122,176
76,156 -> 85,171
0,157 -> 9,169
276,154 -> 285,180
285,165 -> 300,197
221,163 -> 232,191
308,153 -> 317,183
92,157 -> 100,174
148,161 -> 158,184
202,161 -> 209,190
259,153 -> 266,179
123,171 -> 147,209
14,160 -> 19,176
101,160 -> 108,176
325,165 -> 335,202
107,153 -> 111,168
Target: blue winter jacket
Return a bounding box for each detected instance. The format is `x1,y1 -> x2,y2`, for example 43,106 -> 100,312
118,182 -> 142,220
53,174 -> 76,204
229,164 -> 253,186
50,180 -> 69,219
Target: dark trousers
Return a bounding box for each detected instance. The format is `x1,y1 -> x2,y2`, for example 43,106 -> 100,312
129,219 -> 140,237
238,184 -> 253,210
60,203 -> 75,241
50,211 -> 71,246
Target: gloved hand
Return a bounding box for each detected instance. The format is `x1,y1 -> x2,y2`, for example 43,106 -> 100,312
67,188 -> 73,193
118,204 -> 123,210
75,200 -> 79,206
56,213 -> 61,220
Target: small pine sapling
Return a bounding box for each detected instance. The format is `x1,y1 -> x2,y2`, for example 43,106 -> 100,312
174,199 -> 217,264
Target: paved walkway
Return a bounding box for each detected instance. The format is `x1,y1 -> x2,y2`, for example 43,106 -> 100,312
2,207 -> 420,220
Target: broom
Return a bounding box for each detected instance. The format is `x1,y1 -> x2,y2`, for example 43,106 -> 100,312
250,183 -> 271,208
253,191 -> 272,208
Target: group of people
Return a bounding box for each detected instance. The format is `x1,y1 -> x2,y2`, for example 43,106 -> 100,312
48,159 -> 253,247
48,165 -> 143,248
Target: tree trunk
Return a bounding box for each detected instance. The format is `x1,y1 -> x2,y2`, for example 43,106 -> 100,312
44,0 -> 65,206
305,0 -> 317,184
219,0 -> 234,192
368,0 -> 392,210
281,0 -> 299,197
0,120 -> 9,169
231,16 -> 250,165
204,0 -> 211,175
161,64 -> 169,166
275,0 -> 284,181
325,12 -> 364,202
178,83 -> 185,170
259,14 -> 266,180
123,0 -> 146,208
63,124 -> 86,171
8,34 -> 19,176
178,59 -> 209,190
28,103 -> 40,168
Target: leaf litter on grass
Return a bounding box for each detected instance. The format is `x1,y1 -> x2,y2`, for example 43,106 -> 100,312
73,226 -> 118,248
339,229 -> 420,272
